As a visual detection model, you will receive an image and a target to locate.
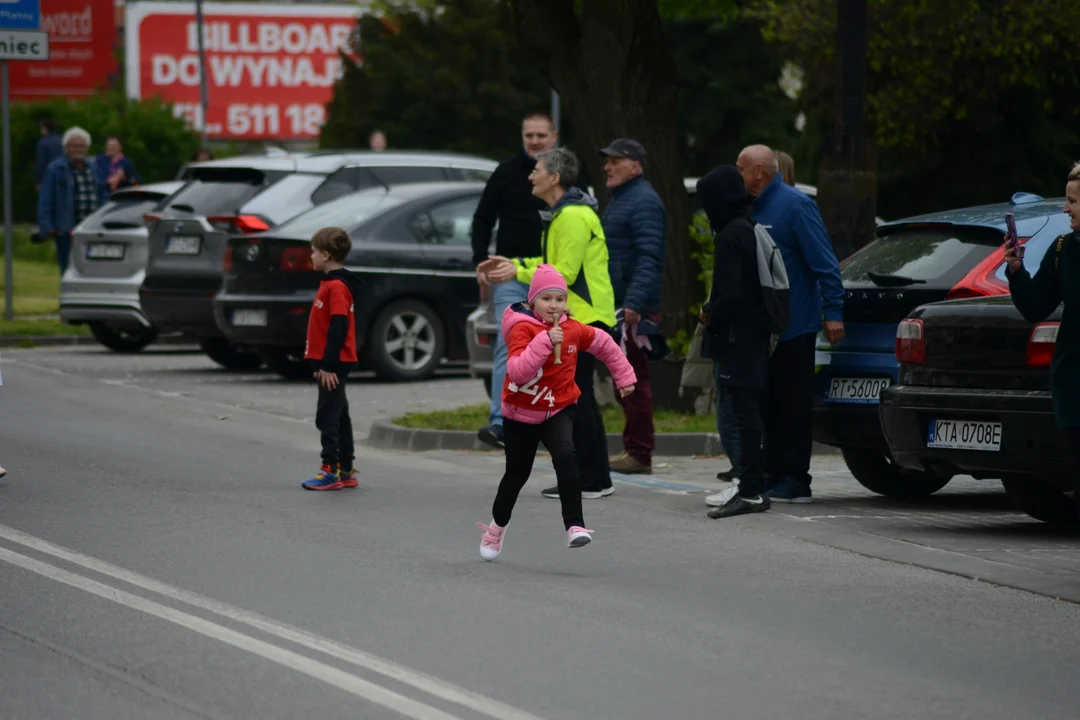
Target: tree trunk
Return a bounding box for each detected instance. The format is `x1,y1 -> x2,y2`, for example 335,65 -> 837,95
508,0 -> 699,346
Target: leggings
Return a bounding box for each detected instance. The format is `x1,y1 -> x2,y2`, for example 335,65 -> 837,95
492,407 -> 585,531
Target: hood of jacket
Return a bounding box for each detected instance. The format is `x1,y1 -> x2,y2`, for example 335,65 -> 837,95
501,301 -> 569,340
552,186 -> 599,214
696,165 -> 749,232
325,268 -> 364,300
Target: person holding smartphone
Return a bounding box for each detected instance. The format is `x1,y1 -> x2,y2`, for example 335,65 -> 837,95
1004,161 -> 1080,511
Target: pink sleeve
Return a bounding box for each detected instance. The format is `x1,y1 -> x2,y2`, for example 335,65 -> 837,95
506,330 -> 553,384
586,328 -> 637,389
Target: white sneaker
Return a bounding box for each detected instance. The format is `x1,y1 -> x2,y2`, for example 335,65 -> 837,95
477,521 -> 507,561
567,526 -> 594,548
705,482 -> 740,507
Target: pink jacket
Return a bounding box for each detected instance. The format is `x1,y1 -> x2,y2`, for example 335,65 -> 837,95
500,303 -> 636,424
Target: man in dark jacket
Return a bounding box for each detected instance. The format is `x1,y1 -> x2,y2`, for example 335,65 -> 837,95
598,138 -> 666,474
38,127 -> 108,276
696,165 -> 772,519
472,112 -> 558,449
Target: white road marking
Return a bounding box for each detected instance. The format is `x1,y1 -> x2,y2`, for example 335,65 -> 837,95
0,544 -> 461,720
0,524 -> 547,720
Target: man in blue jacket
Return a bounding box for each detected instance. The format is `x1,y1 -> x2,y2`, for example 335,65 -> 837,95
737,144 -> 845,503
38,127 -> 109,276
598,139 -> 667,474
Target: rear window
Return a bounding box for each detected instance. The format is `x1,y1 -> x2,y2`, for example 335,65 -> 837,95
159,168 -> 285,216
841,229 -> 998,286
273,188 -> 409,237
84,198 -> 163,230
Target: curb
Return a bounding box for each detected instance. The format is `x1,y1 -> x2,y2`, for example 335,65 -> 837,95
366,420 -> 842,457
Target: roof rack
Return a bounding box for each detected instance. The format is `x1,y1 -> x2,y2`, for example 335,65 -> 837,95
1010,192 -> 1045,206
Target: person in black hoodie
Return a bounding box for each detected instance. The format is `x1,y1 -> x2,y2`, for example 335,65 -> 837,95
302,227 -> 365,491
696,166 -> 773,519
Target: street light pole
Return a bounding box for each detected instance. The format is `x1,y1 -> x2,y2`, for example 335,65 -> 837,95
817,0 -> 875,261
195,0 -> 209,145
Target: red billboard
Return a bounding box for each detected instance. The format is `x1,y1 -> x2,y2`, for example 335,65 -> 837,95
8,0 -> 117,98
125,2 -> 362,141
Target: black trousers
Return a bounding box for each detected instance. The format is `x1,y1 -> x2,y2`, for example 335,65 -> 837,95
493,409 -> 585,530
574,350 -> 612,491
728,386 -> 767,497
316,370 -> 354,470
764,333 -> 816,487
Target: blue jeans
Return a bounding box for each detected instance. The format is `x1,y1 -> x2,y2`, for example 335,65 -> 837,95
714,362 -> 742,476
55,232 -> 72,275
489,281 -> 529,426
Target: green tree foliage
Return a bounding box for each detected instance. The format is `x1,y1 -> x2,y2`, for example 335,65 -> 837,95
749,0 -> 1080,217
2,92 -> 199,224
321,0 -> 550,156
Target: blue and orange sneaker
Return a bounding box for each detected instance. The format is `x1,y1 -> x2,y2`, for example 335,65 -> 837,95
339,465 -> 359,489
302,465 -> 343,491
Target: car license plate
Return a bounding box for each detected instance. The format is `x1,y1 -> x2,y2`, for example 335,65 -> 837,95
927,419 -> 1002,452
231,309 -> 268,327
165,235 -> 201,255
824,377 -> 891,404
85,243 -> 125,260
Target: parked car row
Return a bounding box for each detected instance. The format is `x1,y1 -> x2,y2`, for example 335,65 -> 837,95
61,150 -> 498,380
814,191 -> 1073,524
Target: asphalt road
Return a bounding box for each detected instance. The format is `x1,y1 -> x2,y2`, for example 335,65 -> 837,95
2,347 -> 1079,720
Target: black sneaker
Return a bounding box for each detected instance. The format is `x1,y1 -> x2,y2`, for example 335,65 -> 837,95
707,494 -> 770,519
541,486 -> 615,499
478,424 -> 505,450
716,469 -> 736,482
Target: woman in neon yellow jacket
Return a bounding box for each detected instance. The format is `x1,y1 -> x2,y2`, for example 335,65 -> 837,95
480,147 -> 618,498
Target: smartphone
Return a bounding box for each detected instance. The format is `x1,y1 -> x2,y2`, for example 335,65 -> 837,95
1005,213 -> 1023,258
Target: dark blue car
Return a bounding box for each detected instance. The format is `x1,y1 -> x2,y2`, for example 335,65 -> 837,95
813,191 -> 1072,498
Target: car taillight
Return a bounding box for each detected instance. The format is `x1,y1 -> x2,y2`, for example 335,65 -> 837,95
895,318 -> 926,365
223,245 -> 233,271
280,246 -> 313,272
207,214 -> 271,234
143,212 -> 163,229
946,239 -> 1027,300
1025,322 -> 1059,368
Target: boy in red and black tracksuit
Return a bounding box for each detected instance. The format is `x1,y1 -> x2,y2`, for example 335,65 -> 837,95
302,226 -> 364,491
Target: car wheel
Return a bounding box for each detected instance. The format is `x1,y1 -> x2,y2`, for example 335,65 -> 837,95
198,338 -> 263,371
368,299 -> 445,382
88,322 -> 159,353
1000,475 -> 1079,525
841,447 -> 952,499
259,347 -> 312,381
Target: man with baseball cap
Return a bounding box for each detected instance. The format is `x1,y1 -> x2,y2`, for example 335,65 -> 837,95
597,138 -> 667,475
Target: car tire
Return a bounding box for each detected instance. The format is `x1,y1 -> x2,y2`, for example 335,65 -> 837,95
88,322 -> 159,353
368,299 -> 445,382
199,338 -> 263,371
1000,475 -> 1079,525
259,347 -> 312,381
841,447 -> 952,499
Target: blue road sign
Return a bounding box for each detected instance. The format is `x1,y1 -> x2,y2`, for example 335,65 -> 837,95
0,0 -> 41,31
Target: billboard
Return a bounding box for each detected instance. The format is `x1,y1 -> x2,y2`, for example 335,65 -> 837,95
125,2 -> 363,141
8,0 -> 117,98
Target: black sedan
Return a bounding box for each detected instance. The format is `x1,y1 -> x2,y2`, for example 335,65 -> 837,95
878,296 -> 1073,523
214,182 -> 485,381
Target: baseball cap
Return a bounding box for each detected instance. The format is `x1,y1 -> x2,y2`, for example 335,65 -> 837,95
598,139 -> 646,165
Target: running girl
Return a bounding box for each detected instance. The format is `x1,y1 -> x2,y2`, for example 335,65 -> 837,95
477,265 -> 636,560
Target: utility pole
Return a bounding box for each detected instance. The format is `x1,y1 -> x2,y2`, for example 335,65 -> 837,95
816,0 -> 876,261
195,0 -> 209,145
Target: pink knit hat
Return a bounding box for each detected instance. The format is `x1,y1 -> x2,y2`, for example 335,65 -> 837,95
528,264 -> 568,305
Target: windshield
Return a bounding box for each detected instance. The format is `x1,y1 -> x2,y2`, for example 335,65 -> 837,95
274,188 -> 409,237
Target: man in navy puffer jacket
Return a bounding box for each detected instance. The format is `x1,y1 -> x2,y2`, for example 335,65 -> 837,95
598,139 -> 667,474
